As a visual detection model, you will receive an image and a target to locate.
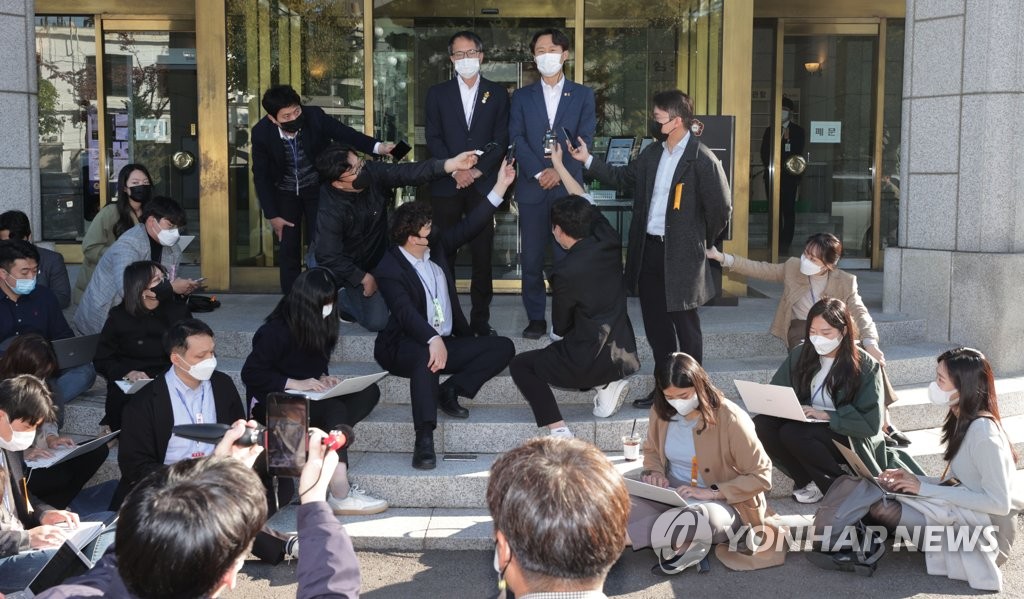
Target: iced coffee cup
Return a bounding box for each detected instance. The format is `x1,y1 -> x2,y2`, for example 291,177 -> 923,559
622,434 -> 642,461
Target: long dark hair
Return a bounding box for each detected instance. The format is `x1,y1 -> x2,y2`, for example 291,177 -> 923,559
0,333 -> 58,379
652,352 -> 722,432
122,260 -> 167,318
267,268 -> 338,356
793,297 -> 862,406
938,347 -> 1017,462
114,163 -> 152,238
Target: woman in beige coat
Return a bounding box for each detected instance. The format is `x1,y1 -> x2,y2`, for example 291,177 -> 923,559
706,232 -> 909,447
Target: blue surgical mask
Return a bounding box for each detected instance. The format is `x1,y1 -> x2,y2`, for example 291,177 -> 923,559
8,275 -> 36,295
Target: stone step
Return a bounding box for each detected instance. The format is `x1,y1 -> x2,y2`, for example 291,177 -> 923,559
888,375 -> 1024,432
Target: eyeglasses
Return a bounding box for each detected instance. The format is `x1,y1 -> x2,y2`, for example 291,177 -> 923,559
451,49 -> 480,59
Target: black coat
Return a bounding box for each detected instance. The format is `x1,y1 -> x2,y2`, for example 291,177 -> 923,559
373,193 -> 497,364
760,121 -> 806,180
536,216 -> 640,387
113,371 -> 244,507
241,317 -> 330,406
250,104 -> 378,219
93,301 -> 192,397
314,159 -> 450,289
587,135 -> 732,311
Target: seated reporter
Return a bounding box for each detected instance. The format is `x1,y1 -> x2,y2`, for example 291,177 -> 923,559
93,260 -> 191,430
37,424 -> 361,598
0,334 -> 107,510
488,437 -> 629,598
755,297 -> 921,505
242,267 -> 386,516
631,352 -> 781,573
0,209 -> 71,309
374,163 -> 516,470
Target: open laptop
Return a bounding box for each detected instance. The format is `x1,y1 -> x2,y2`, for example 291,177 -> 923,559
624,478 -> 691,507
734,380 -> 830,423
832,440 -> 915,498
7,515 -> 118,598
51,335 -> 101,370
286,371 -> 388,401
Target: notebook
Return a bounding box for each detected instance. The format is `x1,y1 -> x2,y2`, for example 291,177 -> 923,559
733,380 -> 829,423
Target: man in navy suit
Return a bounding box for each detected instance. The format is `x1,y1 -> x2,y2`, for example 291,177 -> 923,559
425,31 -> 509,337
250,84 -> 394,293
509,28 -> 596,339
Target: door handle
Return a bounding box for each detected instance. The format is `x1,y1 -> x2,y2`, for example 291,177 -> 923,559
172,150 -> 195,171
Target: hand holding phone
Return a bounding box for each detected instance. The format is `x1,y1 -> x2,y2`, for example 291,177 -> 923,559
561,127 -> 575,150
506,141 -> 517,166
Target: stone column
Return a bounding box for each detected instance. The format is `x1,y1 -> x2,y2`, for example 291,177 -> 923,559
885,0 -> 1024,373
0,0 -> 39,231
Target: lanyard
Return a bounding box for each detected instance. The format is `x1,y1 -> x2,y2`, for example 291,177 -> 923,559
414,261 -> 445,329
174,383 -> 207,426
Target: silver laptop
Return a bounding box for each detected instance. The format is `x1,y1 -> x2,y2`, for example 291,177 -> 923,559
624,478 -> 691,507
833,440 -> 915,497
733,380 -> 829,423
51,335 -> 100,370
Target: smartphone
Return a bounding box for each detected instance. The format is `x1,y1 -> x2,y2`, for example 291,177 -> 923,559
442,453 -> 478,462
506,141 -> 517,166
266,392 -> 309,477
194,277 -> 207,284
391,140 -> 412,161
561,127 -> 575,150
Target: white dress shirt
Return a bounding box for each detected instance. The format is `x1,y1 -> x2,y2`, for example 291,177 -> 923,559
647,132 -> 690,236
540,74 -> 565,129
163,368 -> 217,464
457,75 -> 479,128
399,247 -> 454,338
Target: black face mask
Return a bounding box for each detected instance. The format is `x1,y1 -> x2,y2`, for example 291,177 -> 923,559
278,112 -> 305,133
648,119 -> 669,142
128,184 -> 152,204
151,279 -> 174,303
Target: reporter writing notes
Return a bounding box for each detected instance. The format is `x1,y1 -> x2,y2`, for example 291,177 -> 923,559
630,353 -> 781,573
754,297 -> 921,505
242,268 -> 387,515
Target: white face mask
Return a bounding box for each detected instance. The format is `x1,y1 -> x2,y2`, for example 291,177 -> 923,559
927,381 -> 958,406
454,57 -> 480,79
800,254 -> 824,276
535,53 -> 563,77
0,415 -> 36,451
179,356 -> 217,381
322,304 -> 334,319
809,334 -> 842,355
157,227 -> 181,248
781,109 -> 791,123
667,397 -> 700,416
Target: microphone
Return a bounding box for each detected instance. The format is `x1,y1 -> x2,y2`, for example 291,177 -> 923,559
172,423 -> 264,447
323,424 -> 355,452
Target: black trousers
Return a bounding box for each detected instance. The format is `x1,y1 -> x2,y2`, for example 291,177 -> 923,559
387,335 -> 514,431
509,349 -> 563,427
430,187 -> 495,327
778,174 -> 801,253
276,187 -> 319,294
753,414 -> 848,493
28,444 -> 109,509
637,237 -> 703,366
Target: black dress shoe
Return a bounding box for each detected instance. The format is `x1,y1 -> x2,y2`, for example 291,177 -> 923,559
438,383 -> 470,419
412,430 -> 436,470
471,322 -> 498,337
885,425 -> 911,447
522,320 -> 546,339
632,389 -> 655,409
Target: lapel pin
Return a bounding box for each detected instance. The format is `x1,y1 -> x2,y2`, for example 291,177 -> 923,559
482,91 -> 490,104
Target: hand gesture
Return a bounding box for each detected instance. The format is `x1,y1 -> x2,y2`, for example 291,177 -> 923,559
427,337 -> 448,373
378,142 -> 397,156
492,163 -> 517,197
29,525 -> 67,549
879,468 -> 920,495
568,137 -> 590,163
444,151 -> 479,173
269,216 -> 295,241
361,272 -> 378,297
865,344 -> 886,367
39,509 -> 79,528
298,428 -> 340,504
705,246 -> 724,263
642,471 -> 670,488
537,168 -> 560,190
214,419 -> 264,468
452,170 -> 475,189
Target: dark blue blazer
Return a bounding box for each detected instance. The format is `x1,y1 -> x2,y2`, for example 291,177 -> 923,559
425,76 -> 509,196
508,78 -> 595,205
250,104 -> 378,219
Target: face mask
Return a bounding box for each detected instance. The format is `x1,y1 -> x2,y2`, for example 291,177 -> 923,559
157,227 -> 180,248
128,184 -> 152,204
179,356 -> 217,381
323,304 -> 334,319
667,397 -> 699,416
927,381 -> 958,406
151,279 -> 174,303
800,254 -> 824,276
278,112 -> 305,133
781,109 -> 791,123
5,273 -> 36,295
809,334 -> 842,355
648,118 -> 679,142
454,57 -> 480,79
535,53 -> 563,77
0,415 -> 36,452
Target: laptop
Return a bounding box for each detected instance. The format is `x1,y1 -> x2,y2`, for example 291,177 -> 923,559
624,478 -> 692,507
733,380 -> 830,423
7,515 -> 118,598
51,335 -> 101,370
832,440 -> 915,498
24,430 -> 120,469
286,371 -> 388,401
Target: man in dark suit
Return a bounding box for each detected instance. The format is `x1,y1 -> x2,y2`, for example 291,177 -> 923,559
570,90 -> 732,408
251,84 -> 394,293
509,28 -> 596,339
510,195 -> 640,438
425,30 -> 510,337
760,96 -> 806,253
0,210 -> 71,309
373,165 -> 516,470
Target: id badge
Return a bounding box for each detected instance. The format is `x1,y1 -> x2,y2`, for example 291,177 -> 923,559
432,298 -> 445,328
784,142 -> 791,152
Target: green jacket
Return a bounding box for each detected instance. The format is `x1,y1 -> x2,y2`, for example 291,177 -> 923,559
770,345 -> 924,476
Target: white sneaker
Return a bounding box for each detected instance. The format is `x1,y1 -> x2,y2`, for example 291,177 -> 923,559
328,485 -> 389,515
792,481 -> 824,504
549,426 -> 574,439
593,379 -> 629,418
284,535 -> 299,561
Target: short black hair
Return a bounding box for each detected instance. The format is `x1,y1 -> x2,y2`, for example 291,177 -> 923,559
261,84 -> 302,119
390,201 -> 433,245
163,318 -> 215,356
315,144 -> 357,183
141,196 -> 187,228
116,456 -> 267,599
0,239 -> 40,272
122,261 -> 167,318
0,375 -> 56,427
550,195 -> 597,241
0,210 -> 31,240
448,30 -> 483,55
782,96 -> 795,111
530,28 -> 571,54
652,89 -> 695,127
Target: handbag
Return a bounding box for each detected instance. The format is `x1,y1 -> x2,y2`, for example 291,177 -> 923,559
186,294 -> 221,312
810,475 -> 883,551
